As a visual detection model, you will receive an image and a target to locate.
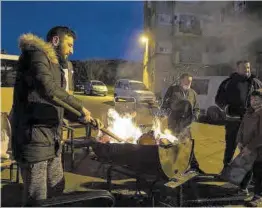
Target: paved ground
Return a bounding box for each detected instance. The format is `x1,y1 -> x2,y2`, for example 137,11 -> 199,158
1,93 -> 258,206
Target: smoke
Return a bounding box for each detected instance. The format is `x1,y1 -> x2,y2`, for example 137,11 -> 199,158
116,61 -> 143,81
155,2 -> 262,95
202,1 -> 262,67
115,32 -> 144,81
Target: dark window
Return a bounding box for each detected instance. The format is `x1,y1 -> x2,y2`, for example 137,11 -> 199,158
179,14 -> 201,35
191,79 -> 209,95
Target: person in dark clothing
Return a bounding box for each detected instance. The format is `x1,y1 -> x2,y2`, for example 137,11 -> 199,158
11,26 -> 99,205
237,89 -> 262,207
161,73 -> 204,174
215,60 -> 262,174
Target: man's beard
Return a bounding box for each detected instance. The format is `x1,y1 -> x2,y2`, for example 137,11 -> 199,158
182,85 -> 190,90
55,46 -> 68,68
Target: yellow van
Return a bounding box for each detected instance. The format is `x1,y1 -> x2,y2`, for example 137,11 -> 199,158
1,54 -> 19,114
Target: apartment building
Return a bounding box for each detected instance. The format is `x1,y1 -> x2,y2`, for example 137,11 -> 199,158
143,1 -> 262,94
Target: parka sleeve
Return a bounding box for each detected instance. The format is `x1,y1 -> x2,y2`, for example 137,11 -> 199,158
215,79 -> 229,110
30,51 -> 84,113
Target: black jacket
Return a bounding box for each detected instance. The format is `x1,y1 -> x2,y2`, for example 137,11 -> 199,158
11,33 -> 83,163
215,73 -> 262,118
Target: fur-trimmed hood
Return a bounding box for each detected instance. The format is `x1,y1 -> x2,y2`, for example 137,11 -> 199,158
19,33 -> 58,64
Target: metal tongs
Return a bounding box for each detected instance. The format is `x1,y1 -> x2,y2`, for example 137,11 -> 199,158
53,96 -> 125,143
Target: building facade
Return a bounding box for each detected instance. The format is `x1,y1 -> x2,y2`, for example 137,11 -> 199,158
143,1 -> 262,95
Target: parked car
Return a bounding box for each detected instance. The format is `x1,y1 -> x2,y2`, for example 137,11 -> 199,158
114,79 -> 156,104
75,84 -> 84,92
84,80 -> 108,96
191,76 -> 229,123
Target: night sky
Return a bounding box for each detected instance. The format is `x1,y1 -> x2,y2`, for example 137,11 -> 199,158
1,1 -> 144,61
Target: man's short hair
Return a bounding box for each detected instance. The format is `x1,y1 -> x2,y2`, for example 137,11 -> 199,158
180,73 -> 193,80
236,60 -> 249,67
46,26 -> 76,42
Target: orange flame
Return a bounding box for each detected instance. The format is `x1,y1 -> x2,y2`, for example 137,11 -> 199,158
97,108 -> 178,144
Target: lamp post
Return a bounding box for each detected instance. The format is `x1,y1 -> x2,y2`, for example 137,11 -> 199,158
140,35 -> 150,89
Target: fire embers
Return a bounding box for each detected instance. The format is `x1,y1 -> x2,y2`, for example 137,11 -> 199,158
98,130 -> 171,146
96,108 -> 179,145
137,130 -> 157,145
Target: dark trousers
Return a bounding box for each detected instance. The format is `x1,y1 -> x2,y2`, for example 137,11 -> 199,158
253,161 -> 262,196
224,120 -> 241,166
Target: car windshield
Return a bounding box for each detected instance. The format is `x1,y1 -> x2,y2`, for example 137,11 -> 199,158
92,81 -> 105,86
129,82 -> 148,91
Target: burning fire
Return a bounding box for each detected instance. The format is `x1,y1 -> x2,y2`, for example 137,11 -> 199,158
151,119 -> 178,143
97,108 -> 178,144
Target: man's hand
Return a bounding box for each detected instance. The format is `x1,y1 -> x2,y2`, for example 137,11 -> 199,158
79,107 -> 91,123
92,118 -> 104,129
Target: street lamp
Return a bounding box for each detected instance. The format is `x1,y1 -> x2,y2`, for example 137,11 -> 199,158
140,35 -> 150,89
140,35 -> 148,44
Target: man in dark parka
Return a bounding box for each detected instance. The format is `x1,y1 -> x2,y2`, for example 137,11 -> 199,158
11,26 -> 92,205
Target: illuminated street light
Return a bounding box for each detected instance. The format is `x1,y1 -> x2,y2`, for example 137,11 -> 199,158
140,35 -> 148,44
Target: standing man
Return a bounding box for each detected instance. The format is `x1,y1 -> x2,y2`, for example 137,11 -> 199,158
161,73 -> 204,174
11,26 -> 93,206
215,60 -> 262,173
